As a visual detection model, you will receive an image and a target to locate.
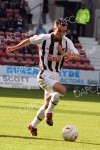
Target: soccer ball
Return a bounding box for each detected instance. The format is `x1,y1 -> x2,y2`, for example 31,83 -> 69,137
62,125 -> 78,142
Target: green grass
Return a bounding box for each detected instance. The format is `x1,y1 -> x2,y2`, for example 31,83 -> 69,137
0,88 -> 100,150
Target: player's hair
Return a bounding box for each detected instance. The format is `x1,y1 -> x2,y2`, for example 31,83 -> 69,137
54,18 -> 68,27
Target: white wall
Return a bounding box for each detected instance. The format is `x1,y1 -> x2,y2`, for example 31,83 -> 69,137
28,0 -> 43,24
28,0 -> 65,25
94,9 -> 100,38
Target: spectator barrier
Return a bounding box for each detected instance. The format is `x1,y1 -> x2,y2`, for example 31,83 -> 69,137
0,65 -> 99,89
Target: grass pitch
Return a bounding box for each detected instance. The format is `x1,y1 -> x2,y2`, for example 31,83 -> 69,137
0,88 -> 100,150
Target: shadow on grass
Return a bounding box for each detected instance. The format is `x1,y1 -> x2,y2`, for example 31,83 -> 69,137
0,105 -> 100,117
0,134 -> 100,146
76,141 -> 100,146
55,109 -> 100,117
0,134 -> 62,142
0,105 -> 37,111
0,88 -> 43,99
0,88 -> 100,102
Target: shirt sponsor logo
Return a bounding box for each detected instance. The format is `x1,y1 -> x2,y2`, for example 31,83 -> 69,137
47,54 -> 61,62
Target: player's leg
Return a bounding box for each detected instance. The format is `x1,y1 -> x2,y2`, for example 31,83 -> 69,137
45,82 -> 66,126
31,91 -> 51,127
28,91 -> 51,136
32,70 -> 66,127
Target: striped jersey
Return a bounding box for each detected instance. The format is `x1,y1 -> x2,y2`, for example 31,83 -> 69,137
30,33 -> 79,72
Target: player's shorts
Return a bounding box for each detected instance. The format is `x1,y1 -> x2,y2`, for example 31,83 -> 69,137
37,70 -> 59,93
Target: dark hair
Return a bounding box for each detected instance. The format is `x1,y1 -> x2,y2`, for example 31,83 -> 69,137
55,18 -> 68,27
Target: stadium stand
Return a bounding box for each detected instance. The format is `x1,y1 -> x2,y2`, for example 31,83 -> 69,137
0,0 -> 99,71
79,37 -> 100,71
0,29 -> 95,70
63,40 -> 94,70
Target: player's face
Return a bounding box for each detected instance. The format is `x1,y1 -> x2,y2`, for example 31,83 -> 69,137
54,25 -> 67,40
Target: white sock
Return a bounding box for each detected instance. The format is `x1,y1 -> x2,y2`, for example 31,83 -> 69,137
32,105 -> 45,128
45,92 -> 63,113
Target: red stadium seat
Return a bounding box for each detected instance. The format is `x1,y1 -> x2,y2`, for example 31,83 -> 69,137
34,60 -> 39,66
16,53 -> 24,59
3,45 -> 7,53
13,9 -> 19,14
0,31 -> 5,36
9,57 -> 16,61
0,59 -> 3,64
85,64 -> 94,70
17,60 -> 27,66
16,39 -> 22,44
62,63 -> 69,69
5,32 -> 12,36
13,9 -> 20,18
9,42 -> 16,46
0,53 -> 7,65
24,54 -> 32,60
14,32 -> 21,39
17,57 -> 23,61
84,62 -> 90,66
9,60 -> 18,66
63,61 -> 72,69
6,9 -> 13,17
1,56 -> 20,66
24,54 -> 33,63
8,39 -> 16,46
27,60 -> 35,66
31,55 -> 39,65
7,53 -> 16,58
74,43 -> 82,49
82,57 -> 90,63
77,64 -> 86,70
2,59 -> 11,65
70,63 -> 78,70
0,46 -> 4,51
0,52 -> 7,57
22,33 -> 30,39
79,50 -> 86,56
32,54 -> 39,61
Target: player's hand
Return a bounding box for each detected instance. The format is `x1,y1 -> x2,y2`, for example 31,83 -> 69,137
71,53 -> 80,60
56,44 -> 63,54
6,46 -> 15,53
75,54 -> 80,60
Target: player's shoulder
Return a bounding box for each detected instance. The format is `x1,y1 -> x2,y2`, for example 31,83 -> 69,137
63,36 -> 72,43
37,34 -> 51,40
31,33 -> 50,38
30,34 -> 51,43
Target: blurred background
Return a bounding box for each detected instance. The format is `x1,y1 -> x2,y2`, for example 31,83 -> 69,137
0,0 -> 100,91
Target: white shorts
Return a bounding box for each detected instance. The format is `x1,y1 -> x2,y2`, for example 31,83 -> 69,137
37,70 -> 59,98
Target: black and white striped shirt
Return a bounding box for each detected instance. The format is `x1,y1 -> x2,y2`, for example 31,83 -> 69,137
30,33 -> 79,72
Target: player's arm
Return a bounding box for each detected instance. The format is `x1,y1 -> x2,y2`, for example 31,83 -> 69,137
66,38 -> 80,60
6,34 -> 46,53
6,38 -> 31,53
57,44 -> 80,61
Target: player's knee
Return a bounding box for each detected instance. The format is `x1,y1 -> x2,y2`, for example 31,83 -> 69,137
52,92 -> 64,104
63,87 -> 67,95
45,103 -> 49,109
44,99 -> 50,109
60,86 -> 66,95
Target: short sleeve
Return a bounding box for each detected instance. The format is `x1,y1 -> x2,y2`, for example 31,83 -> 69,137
66,37 -> 79,54
30,34 -> 49,45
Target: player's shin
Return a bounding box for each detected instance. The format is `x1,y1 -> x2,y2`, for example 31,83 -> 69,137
32,105 -> 45,128
45,92 -> 63,113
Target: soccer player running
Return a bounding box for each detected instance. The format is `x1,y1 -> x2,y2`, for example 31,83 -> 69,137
6,18 -> 80,136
